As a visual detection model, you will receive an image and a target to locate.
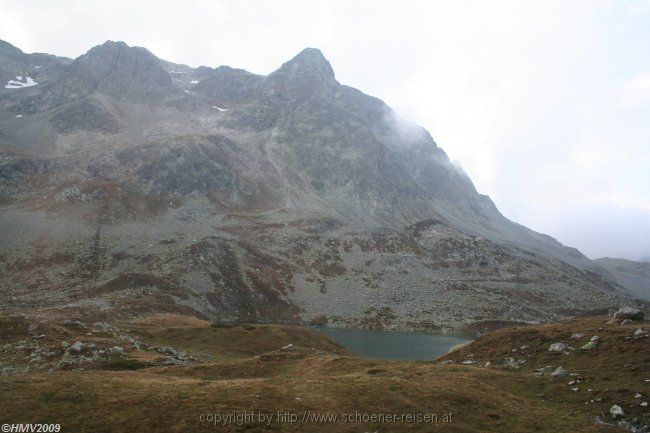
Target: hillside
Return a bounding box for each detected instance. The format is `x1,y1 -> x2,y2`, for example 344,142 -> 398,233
0,40 -> 641,330
594,258 -> 650,301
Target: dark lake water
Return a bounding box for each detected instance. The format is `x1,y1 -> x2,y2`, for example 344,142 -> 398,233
318,327 -> 471,360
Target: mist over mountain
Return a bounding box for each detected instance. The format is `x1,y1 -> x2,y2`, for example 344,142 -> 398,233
0,40 -> 645,330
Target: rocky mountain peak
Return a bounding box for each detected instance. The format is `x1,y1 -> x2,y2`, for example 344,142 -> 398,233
288,47 -> 332,67
0,40 -> 23,56
68,40 -> 173,102
263,47 -> 338,99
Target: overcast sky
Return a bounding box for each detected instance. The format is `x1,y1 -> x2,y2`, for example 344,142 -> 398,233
2,0 -> 649,260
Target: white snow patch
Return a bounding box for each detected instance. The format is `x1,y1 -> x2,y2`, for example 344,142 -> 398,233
15,115 -> 23,118
190,79 -> 199,84
34,65 -> 42,69
169,71 -> 187,74
212,106 -> 229,112
5,76 -> 39,89
184,90 -> 190,93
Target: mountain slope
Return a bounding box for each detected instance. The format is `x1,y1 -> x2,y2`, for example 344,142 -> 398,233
594,258 -> 650,301
0,40 -> 639,330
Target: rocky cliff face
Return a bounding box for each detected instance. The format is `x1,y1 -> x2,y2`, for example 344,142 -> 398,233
0,40 -> 639,330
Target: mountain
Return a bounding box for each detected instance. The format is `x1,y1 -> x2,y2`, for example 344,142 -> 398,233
593,257 -> 650,301
0,40 -> 641,331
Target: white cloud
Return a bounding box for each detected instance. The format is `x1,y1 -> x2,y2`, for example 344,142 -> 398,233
622,72 -> 650,108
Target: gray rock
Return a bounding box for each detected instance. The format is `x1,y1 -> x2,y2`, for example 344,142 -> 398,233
609,404 -> 625,419
614,307 -> 644,322
67,341 -> 85,354
548,342 -> 567,352
161,346 -> 176,356
616,420 -> 648,433
593,415 -> 610,425
551,366 -> 568,378
570,333 -> 585,340
581,341 -> 598,351
590,335 -> 600,342
622,319 -> 633,326
634,329 -> 648,336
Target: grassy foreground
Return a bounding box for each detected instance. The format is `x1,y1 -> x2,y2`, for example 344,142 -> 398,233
0,313 -> 646,432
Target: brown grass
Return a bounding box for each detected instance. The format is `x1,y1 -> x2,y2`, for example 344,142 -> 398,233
0,314 -> 643,432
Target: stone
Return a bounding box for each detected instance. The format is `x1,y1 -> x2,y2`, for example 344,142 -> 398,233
67,341 -> 85,354
280,344 -> 294,351
594,415 -> 607,424
641,402 -> 648,407
581,341 -> 598,351
634,329 -> 648,336
570,333 -> 585,340
109,346 -> 124,354
548,342 -> 567,352
614,307 -> 644,322
551,366 -> 568,378
590,335 -> 600,342
535,366 -> 554,375
609,404 -> 624,419
621,319 -> 632,326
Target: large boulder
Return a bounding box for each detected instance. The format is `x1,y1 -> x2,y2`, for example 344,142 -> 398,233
614,307 -> 644,322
